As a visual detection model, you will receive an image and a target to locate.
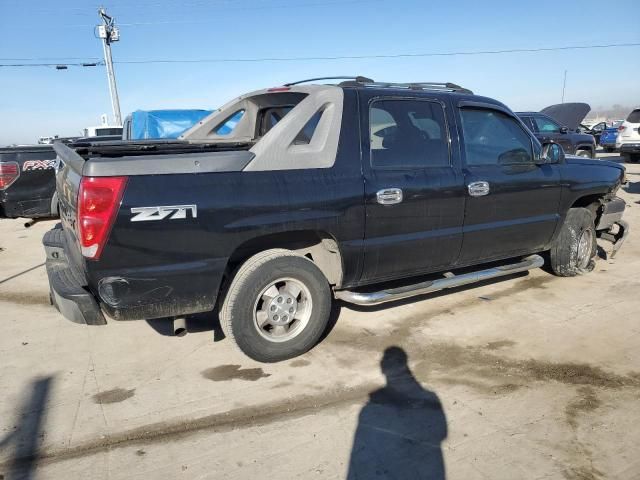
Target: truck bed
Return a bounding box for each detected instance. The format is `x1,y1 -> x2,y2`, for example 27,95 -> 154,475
71,139 -> 254,159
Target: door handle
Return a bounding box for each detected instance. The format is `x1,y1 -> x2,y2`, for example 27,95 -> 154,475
467,181 -> 490,197
376,188 -> 403,205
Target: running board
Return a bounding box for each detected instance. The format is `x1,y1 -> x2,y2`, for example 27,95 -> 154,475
334,254 -> 544,306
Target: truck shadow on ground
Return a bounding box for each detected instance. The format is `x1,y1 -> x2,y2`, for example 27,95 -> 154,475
143,270 -> 538,344
347,346 -> 447,479
145,299 -> 344,345
145,314 -> 225,340
0,376 -> 53,480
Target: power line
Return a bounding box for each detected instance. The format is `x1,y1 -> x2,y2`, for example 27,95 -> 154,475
0,57 -> 101,61
0,62 -> 103,68
12,0 -> 380,26
2,42 -> 639,68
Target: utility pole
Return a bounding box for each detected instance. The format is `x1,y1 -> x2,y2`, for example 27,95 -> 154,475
561,70 -> 567,104
97,7 -> 122,125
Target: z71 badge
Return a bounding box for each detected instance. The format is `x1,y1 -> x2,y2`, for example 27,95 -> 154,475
130,205 -> 198,222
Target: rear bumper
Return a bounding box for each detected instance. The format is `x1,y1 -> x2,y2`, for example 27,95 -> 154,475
43,226 -> 106,325
1,196 -> 55,219
618,143 -> 640,154
43,225 -> 225,324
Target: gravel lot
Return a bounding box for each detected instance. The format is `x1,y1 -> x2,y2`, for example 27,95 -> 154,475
1,151 -> 639,480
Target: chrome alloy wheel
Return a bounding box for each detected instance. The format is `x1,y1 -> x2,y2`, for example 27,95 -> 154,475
576,228 -> 594,269
253,278 -> 313,343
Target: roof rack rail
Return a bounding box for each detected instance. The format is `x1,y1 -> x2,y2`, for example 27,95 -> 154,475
283,76 -> 472,94
284,76 -> 374,87
342,80 -> 472,94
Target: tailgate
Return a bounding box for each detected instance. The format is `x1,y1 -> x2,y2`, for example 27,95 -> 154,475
52,142 -> 85,269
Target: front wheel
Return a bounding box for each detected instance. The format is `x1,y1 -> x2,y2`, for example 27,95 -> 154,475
220,249 -> 332,362
549,208 -> 597,277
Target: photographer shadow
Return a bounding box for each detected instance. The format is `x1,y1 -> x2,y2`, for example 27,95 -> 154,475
347,347 -> 447,479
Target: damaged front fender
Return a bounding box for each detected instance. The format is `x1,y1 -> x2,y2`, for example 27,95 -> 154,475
599,220 -> 629,258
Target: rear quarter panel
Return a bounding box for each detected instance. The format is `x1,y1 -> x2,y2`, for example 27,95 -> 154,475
90,166 -> 364,319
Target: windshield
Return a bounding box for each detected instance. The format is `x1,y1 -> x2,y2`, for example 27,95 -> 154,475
95,127 -> 123,136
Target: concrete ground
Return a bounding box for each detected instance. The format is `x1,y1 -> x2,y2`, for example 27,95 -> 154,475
1,151 -> 639,480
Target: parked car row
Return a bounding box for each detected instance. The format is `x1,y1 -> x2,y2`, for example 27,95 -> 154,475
617,108 -> 640,163
600,121 -> 624,152
518,105 -> 640,162
516,103 -> 596,158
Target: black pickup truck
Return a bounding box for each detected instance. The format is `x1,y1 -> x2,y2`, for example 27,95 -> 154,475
1,136 -> 121,221
44,77 -> 628,362
0,145 -> 62,220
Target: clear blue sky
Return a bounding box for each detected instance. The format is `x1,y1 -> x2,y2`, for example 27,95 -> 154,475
1,0 -> 639,145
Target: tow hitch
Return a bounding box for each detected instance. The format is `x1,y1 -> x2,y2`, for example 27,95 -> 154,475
599,220 -> 629,258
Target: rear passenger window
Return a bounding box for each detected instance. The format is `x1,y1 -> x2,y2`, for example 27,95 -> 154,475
460,109 -> 533,166
627,109 -> 640,123
370,99 -> 449,168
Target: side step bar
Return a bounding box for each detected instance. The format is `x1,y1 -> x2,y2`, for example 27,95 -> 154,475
334,254 -> 544,306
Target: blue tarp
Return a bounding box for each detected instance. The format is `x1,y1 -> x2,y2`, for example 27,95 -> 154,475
129,109 -> 212,139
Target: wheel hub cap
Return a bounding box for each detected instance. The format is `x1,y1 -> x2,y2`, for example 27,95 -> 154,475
577,229 -> 593,268
267,293 -> 298,325
253,278 -> 313,343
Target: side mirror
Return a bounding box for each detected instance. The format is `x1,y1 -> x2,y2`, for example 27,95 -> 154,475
540,142 -> 564,164
560,126 -> 569,134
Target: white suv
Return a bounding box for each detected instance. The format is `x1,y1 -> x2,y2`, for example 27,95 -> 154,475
617,108 -> 640,162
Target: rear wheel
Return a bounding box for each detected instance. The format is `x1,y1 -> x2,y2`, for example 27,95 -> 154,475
604,147 -> 614,153
576,149 -> 592,158
550,208 -> 597,277
621,152 -> 640,163
220,249 -> 332,362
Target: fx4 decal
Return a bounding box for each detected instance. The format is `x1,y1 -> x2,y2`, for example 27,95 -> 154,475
23,159 -> 59,171
130,205 -> 198,222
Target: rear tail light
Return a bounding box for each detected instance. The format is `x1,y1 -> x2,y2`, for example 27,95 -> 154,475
0,162 -> 20,190
77,176 -> 127,260
618,125 -> 626,132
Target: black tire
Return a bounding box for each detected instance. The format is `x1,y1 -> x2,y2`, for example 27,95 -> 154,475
621,152 -> 639,163
220,249 -> 332,363
550,208 -> 597,277
604,147 -> 614,153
